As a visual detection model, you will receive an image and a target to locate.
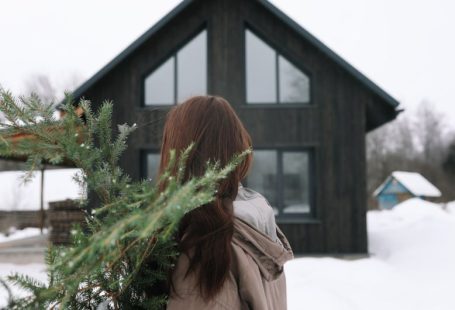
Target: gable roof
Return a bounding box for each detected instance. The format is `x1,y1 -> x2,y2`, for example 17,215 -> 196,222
259,1 -> 399,109
374,171 -> 442,197
70,0 -> 399,110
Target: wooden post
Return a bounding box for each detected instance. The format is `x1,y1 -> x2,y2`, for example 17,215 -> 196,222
40,166 -> 45,234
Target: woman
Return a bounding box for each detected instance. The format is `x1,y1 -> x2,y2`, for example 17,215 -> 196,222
160,96 -> 293,309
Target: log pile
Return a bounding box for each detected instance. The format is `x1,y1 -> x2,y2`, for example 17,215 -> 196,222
48,200 -> 85,245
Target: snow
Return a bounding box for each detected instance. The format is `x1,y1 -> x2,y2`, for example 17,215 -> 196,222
0,228 -> 47,243
446,200 -> 455,214
0,169 -> 84,211
1,198 -> 454,309
374,171 -> 441,197
0,264 -> 47,304
286,197 -> 455,310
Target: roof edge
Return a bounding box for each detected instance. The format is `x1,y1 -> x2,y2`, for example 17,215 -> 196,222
373,174 -> 442,198
373,176 -> 392,197
70,0 -> 399,110
391,171 -> 442,197
260,0 -> 399,108
71,0 -> 193,100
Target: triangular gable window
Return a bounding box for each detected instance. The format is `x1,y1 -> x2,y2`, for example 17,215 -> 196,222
144,29 -> 207,105
245,29 -> 310,104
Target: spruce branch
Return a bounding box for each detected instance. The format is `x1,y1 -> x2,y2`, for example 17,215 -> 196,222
0,89 -> 251,309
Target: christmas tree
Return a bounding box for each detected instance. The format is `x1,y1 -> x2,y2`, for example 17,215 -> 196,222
0,89 -> 250,309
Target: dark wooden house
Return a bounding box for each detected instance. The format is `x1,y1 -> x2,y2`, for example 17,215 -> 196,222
70,0 -> 399,254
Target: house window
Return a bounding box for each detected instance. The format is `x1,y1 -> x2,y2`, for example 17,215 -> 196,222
144,29 -> 207,105
145,152 -> 160,180
246,149 -> 312,217
245,29 -> 311,104
282,152 -> 311,214
144,58 -> 174,105
246,150 -> 278,207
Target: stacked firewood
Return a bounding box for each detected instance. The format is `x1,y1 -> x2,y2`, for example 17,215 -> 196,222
48,200 -> 85,245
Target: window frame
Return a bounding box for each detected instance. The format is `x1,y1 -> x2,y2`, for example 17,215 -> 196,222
140,149 -> 161,181
244,147 -> 318,223
242,24 -> 314,107
140,25 -> 208,108
141,146 -> 318,223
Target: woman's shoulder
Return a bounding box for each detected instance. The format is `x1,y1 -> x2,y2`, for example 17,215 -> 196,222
233,185 -> 278,242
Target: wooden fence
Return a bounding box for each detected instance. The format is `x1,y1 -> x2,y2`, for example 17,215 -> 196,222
0,210 -> 46,232
0,199 -> 85,245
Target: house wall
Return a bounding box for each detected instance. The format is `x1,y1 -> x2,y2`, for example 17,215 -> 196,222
381,179 -> 409,194
76,0 -> 374,254
376,179 -> 414,209
377,193 -> 414,209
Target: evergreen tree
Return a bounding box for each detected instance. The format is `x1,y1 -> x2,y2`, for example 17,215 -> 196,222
0,89 -> 250,309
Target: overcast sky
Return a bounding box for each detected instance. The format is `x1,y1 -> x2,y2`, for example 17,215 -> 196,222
1,0 -> 454,129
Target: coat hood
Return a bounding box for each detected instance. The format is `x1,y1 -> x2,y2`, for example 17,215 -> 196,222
232,218 -> 293,281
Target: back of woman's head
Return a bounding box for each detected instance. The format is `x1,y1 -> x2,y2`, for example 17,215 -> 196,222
159,95 -> 252,299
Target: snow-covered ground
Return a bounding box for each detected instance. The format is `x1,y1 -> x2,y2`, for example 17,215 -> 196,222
287,198 -> 455,310
0,227 -> 46,243
1,198 -> 454,309
446,200 -> 455,214
0,169 -> 83,211
0,263 -> 47,305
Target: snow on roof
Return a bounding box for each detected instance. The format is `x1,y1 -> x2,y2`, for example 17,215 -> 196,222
374,171 -> 442,197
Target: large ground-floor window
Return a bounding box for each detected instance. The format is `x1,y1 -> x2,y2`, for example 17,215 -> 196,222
245,149 -> 313,219
144,152 -> 160,181
143,148 -> 314,219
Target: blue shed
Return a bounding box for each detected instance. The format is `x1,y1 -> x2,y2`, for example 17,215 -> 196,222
373,171 -> 441,209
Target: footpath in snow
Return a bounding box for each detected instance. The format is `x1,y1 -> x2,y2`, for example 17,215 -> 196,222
1,198 -> 454,309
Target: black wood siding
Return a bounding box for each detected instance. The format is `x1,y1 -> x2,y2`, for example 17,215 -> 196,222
77,0 -> 373,254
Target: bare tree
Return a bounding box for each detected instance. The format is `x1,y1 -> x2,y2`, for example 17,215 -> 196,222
23,72 -> 84,104
24,74 -> 57,104
366,112 -> 417,193
366,100 -> 455,206
415,101 -> 449,165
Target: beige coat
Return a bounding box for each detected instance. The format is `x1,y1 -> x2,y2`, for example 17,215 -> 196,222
167,218 -> 294,309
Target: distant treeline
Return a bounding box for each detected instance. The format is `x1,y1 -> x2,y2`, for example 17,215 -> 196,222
367,101 -> 455,208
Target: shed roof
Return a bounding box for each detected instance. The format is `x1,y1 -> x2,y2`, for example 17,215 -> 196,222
374,171 -> 442,197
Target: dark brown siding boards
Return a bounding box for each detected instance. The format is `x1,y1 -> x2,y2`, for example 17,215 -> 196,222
71,0 -> 398,254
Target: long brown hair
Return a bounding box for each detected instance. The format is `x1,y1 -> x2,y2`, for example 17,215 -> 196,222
159,96 -> 252,299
